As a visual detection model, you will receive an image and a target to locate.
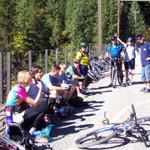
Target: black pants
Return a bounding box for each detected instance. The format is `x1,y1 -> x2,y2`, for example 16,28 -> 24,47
22,100 -> 47,130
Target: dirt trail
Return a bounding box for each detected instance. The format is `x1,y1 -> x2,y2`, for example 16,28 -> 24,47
50,55 -> 150,150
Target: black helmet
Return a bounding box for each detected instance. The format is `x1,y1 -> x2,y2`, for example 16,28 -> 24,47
111,36 -> 117,41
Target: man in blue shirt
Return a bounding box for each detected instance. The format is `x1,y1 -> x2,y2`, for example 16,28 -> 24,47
108,36 -> 124,87
136,34 -> 150,93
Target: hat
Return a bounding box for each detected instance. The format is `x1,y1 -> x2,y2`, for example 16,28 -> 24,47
73,59 -> 79,64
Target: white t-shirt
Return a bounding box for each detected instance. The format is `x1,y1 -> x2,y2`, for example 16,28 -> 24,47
125,45 -> 135,62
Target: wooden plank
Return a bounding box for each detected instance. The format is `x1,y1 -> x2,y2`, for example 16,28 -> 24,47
6,51 -> 11,95
120,0 -> 150,1
0,52 -> 2,104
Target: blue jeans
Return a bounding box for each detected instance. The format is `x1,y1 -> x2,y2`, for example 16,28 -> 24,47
141,64 -> 150,82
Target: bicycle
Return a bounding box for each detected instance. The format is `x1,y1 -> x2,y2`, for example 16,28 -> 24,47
75,104 -> 150,148
111,57 -> 124,88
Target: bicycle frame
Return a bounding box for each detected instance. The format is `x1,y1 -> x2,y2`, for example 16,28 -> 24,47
76,104 -> 150,148
111,58 -> 124,88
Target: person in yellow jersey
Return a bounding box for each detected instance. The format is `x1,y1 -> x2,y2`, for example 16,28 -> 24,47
75,42 -> 90,89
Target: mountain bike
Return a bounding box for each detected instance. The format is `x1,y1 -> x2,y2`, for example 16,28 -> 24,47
75,104 -> 150,148
111,57 -> 124,88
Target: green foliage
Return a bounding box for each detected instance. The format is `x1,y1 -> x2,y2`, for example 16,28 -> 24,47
127,2 -> 146,36
65,0 -> 98,48
102,0 -> 118,43
0,0 -> 16,51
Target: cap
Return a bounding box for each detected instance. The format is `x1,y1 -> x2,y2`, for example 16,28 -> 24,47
80,42 -> 87,47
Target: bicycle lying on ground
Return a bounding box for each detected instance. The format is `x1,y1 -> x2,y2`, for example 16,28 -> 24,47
75,104 -> 150,148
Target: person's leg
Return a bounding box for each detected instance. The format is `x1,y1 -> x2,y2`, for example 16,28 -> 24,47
145,64 -> 150,92
124,62 -> 129,82
140,66 -> 146,91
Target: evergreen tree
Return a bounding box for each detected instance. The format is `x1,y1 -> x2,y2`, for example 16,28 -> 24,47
0,0 -> 16,51
45,0 -> 66,48
127,2 -> 146,36
65,0 -> 97,48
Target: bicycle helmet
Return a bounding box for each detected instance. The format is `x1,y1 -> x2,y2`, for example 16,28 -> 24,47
111,36 -> 117,41
80,42 -> 87,47
127,37 -> 133,42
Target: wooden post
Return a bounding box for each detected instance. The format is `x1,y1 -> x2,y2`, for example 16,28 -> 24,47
0,52 -> 3,104
28,50 -> 32,71
55,48 -> 59,65
64,49 -> 68,65
117,0 -> 120,37
6,51 -> 11,95
45,49 -> 48,73
98,0 -> 102,57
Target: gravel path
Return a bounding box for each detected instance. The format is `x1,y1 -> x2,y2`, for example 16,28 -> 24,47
50,55 -> 150,150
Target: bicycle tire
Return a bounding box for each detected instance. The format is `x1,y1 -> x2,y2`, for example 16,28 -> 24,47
75,128 -> 117,148
111,67 -> 117,88
117,69 -> 123,85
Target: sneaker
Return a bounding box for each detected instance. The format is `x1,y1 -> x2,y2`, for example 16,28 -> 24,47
35,137 -> 48,143
144,88 -> 150,93
140,87 -> 146,92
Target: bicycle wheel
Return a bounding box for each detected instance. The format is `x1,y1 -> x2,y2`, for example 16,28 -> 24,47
111,67 -> 117,88
75,128 -> 117,148
117,69 -> 123,85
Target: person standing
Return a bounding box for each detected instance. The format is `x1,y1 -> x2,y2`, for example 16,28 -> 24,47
75,42 -> 90,89
107,36 -> 124,86
117,37 -> 136,85
136,34 -> 150,93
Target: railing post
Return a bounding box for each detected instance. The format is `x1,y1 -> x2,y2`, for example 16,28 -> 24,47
28,50 -> 32,71
0,52 -> 3,104
6,51 -> 11,95
55,48 -> 59,65
70,48 -> 73,64
64,48 -> 68,65
45,49 -> 48,73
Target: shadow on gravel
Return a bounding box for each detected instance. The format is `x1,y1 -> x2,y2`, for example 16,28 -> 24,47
79,137 -> 130,150
85,90 -> 112,96
51,101 -> 105,140
52,123 -> 94,139
132,81 -> 144,85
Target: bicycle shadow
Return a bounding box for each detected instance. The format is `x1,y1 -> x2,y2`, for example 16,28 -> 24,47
79,136 -> 130,150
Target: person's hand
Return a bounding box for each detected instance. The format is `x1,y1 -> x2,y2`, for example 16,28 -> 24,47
36,81 -> 42,90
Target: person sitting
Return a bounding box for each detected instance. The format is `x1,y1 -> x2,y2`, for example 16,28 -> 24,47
65,59 -> 86,99
5,70 -> 48,136
41,64 -> 71,103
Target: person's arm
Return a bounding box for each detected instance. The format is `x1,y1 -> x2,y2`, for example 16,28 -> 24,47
117,37 -> 127,48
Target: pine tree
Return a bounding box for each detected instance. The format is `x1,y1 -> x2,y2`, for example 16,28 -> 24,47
0,0 -> 16,51
127,2 -> 146,36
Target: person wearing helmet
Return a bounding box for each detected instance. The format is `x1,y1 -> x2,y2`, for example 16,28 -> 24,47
117,36 -> 136,85
107,35 -> 125,87
75,42 -> 90,89
136,34 -> 150,93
